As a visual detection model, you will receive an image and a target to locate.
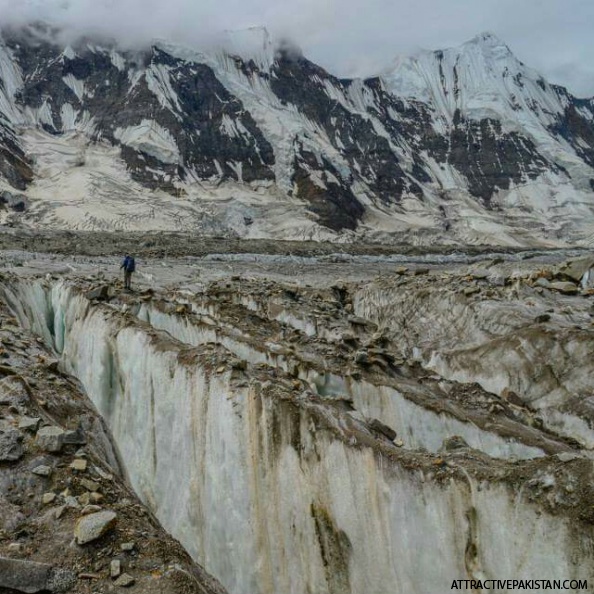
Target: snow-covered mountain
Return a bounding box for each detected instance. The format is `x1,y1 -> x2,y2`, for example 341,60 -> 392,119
0,25 -> 593,246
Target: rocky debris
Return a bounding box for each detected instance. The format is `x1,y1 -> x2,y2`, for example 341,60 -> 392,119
0,294 -> 229,594
0,191 -> 28,213
0,422 -> 24,461
354,350 -> 370,365
0,557 -> 52,593
35,426 -> 65,453
80,478 -> 100,492
534,277 -> 551,288
74,510 -> 117,545
4,249 -> 594,594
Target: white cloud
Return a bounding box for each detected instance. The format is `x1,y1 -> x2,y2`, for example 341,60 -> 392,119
0,0 -> 592,96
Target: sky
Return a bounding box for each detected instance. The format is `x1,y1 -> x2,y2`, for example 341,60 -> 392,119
0,0 -> 593,97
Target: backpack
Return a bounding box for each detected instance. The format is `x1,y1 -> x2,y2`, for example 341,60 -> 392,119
125,257 -> 136,273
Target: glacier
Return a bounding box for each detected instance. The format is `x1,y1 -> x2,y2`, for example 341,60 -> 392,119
2,267 -> 594,594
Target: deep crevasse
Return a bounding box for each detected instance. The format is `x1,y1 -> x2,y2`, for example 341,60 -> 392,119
4,279 -> 593,594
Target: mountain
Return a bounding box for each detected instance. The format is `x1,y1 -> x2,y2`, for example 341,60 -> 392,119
0,25 -> 593,246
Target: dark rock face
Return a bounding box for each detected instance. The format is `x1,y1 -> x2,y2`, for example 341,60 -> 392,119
434,114 -> 555,204
271,56 -> 416,207
550,100 -> 594,168
291,143 -> 364,231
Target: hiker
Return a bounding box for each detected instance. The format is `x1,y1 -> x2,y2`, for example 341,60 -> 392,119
120,254 -> 136,290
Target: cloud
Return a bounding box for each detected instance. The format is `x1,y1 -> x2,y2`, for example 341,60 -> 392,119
0,0 -> 592,96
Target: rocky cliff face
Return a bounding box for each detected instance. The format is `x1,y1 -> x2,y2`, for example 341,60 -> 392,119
0,25 -> 592,244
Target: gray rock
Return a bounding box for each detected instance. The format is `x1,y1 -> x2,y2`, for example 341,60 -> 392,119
556,452 -> 582,463
63,425 -> 86,445
534,277 -> 550,288
80,478 -> 100,492
0,422 -> 24,462
18,416 -> 41,432
0,191 -> 28,213
0,557 -> 52,593
74,510 -> 117,545
555,257 -> 594,283
31,465 -> 52,477
110,559 -> 122,578
347,316 -> 374,328
548,282 -> 579,295
120,542 -> 135,552
113,573 -> 135,587
36,426 -> 65,453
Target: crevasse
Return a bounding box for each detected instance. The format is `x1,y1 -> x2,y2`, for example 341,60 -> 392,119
3,278 -> 593,594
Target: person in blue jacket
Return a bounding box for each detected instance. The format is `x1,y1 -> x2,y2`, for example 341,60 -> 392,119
120,254 -> 136,290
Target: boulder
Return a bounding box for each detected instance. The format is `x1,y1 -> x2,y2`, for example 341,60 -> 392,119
534,278 -> 550,288
19,416 -> 41,432
74,510 -> 117,545
464,286 -> 480,296
555,257 -> 594,285
441,436 -> 470,452
63,426 -> 86,445
31,465 -> 52,477
86,285 -> 111,301
36,426 -> 65,453
114,573 -> 135,587
548,282 -> 579,295
369,419 -> 398,441
110,559 -> 122,579
0,557 -> 52,593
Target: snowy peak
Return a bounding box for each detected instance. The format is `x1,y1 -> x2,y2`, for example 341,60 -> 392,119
463,31 -> 513,54
381,31 -> 560,127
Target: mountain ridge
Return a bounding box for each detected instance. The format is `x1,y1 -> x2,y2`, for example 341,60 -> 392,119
0,25 -> 592,246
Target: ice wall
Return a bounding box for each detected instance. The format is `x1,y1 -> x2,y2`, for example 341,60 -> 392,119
4,279 -> 594,594
135,301 -> 546,460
